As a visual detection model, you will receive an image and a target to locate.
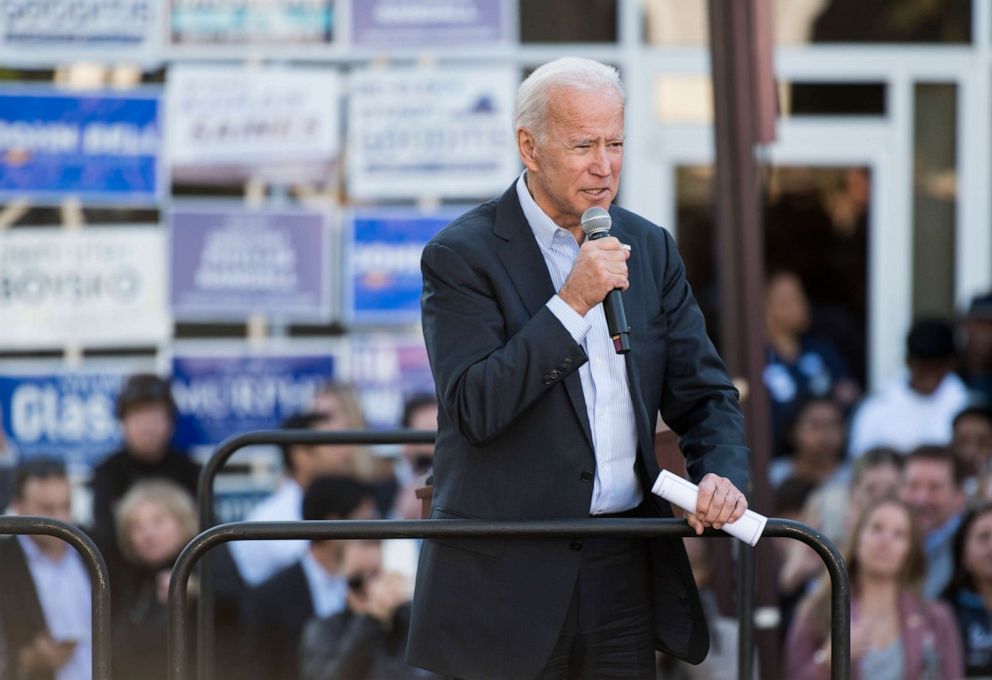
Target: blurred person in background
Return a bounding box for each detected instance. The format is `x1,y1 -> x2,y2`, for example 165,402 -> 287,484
243,476 -> 377,680
770,396 -> 848,487
655,538 -> 749,680
0,458 -> 91,680
786,497 -> 963,679
960,292 -> 992,406
952,406 -> 992,498
849,318 -> 970,457
91,373 -> 198,557
836,447 -> 905,541
230,407 -> 364,587
0,421 -> 18,512
942,503 -> 992,677
110,480 -> 197,680
391,394 -> 438,520
900,445 -> 968,598
764,270 -> 859,457
771,477 -> 820,646
299,539 -> 440,680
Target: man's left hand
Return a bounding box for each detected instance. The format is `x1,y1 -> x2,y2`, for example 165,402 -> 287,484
686,473 -> 747,535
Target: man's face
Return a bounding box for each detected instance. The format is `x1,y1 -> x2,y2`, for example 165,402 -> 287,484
907,358 -> 952,396
952,414 -> 992,475
121,403 -> 174,462
12,476 -> 72,553
518,87 -> 624,229
900,459 -> 964,534
765,273 -> 810,335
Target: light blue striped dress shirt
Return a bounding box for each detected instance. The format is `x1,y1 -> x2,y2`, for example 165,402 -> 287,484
515,173 -> 642,514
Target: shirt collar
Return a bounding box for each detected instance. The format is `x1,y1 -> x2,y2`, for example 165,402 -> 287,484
515,171 -> 569,250
300,549 -> 343,588
18,533 -> 71,566
926,512 -> 963,552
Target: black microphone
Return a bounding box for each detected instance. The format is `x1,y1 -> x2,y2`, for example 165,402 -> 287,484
580,207 -> 631,354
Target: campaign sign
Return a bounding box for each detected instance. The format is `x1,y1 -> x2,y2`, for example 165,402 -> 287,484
346,208 -> 457,324
348,334 -> 434,429
0,88 -> 162,203
0,227 -> 170,349
171,354 -> 334,447
346,66 -> 518,199
349,0 -> 511,48
170,208 -> 331,322
166,65 -> 341,184
0,0 -> 158,59
0,372 -> 125,468
170,0 -> 334,45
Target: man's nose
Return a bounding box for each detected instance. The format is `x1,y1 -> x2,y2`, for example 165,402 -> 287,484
588,145 -> 611,176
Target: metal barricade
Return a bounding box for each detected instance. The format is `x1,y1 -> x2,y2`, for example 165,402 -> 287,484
194,429 -> 437,680
0,515 -> 112,680
169,517 -> 850,680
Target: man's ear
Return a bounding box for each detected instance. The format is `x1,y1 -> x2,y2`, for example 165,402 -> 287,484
517,128 -> 540,173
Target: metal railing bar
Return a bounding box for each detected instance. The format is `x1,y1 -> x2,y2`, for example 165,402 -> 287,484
169,517 -> 849,680
193,429 -> 437,680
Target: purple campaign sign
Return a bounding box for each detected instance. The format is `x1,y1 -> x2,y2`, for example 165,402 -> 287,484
169,208 -> 330,322
171,354 -> 334,447
350,0 -> 508,47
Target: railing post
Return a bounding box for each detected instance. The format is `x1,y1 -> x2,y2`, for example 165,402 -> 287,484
170,517 -> 849,680
0,516 -> 113,680
194,429 -> 437,680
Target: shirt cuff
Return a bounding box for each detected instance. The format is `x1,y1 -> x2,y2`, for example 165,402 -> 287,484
547,295 -> 591,344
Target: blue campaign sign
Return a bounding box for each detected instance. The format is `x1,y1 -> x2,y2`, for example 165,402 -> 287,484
0,88 -> 162,203
346,208 -> 461,324
171,354 -> 335,447
0,372 -> 124,468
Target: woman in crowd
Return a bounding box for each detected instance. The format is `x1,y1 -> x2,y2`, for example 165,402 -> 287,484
786,497 -> 963,679
943,503 -> 992,677
110,480 -> 198,680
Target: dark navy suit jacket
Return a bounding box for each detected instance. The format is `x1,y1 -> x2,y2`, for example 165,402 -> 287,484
406,183 -> 750,680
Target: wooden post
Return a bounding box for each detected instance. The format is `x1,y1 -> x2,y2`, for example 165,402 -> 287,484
707,0 -> 780,677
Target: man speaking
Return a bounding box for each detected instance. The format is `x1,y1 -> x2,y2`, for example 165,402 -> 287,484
407,57 -> 750,680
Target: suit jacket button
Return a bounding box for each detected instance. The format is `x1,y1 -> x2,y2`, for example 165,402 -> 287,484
580,470 -> 594,482
562,358 -> 572,368
550,369 -> 560,379
570,540 -> 583,551
543,374 -> 552,385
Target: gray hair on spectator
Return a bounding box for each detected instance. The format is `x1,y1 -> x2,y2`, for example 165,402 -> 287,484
514,57 -> 625,141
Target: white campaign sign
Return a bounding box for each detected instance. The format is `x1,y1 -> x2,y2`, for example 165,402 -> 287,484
167,65 -> 341,176
0,227 -> 170,348
346,66 -> 519,199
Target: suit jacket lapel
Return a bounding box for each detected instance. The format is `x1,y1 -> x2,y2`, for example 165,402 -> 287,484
609,211 -> 657,473
492,184 -> 594,450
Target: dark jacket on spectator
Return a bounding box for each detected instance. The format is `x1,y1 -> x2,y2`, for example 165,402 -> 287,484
300,604 -> 441,680
91,446 -> 199,554
945,588 -> 992,677
0,537 -> 54,680
243,560 -> 312,680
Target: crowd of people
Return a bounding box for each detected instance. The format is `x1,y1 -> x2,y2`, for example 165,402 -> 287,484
0,374 -> 441,680
762,278 -> 992,679
2,284 -> 992,679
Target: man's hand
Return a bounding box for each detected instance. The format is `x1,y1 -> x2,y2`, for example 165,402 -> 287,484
558,236 -> 630,316
685,473 -> 747,535
19,633 -> 76,674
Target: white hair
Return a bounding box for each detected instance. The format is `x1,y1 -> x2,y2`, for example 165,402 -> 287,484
514,57 -> 625,140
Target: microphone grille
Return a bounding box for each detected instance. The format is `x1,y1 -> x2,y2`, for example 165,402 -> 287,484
580,207 -> 612,236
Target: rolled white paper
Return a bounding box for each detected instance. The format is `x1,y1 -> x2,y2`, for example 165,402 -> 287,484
651,469 -> 767,546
